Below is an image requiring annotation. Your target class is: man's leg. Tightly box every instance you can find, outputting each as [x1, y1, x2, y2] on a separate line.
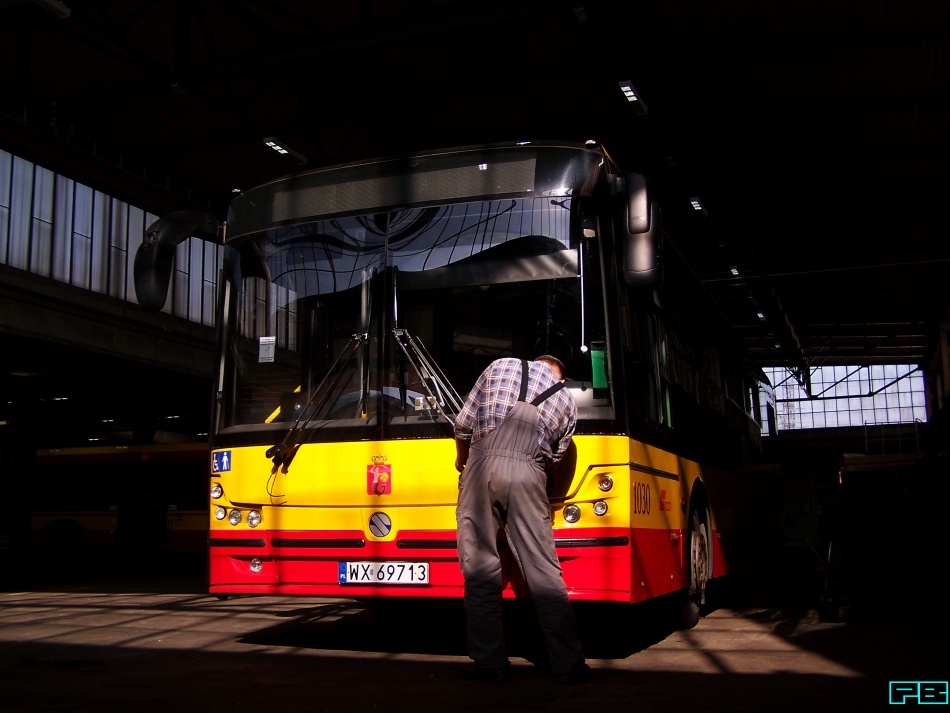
[505, 466, 585, 676]
[456, 457, 507, 670]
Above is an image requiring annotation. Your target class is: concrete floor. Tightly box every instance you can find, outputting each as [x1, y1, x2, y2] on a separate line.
[0, 553, 945, 713]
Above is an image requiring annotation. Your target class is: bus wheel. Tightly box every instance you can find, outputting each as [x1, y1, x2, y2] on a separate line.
[680, 508, 710, 629]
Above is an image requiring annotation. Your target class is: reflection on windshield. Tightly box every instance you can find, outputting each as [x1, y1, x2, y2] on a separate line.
[265, 198, 572, 296]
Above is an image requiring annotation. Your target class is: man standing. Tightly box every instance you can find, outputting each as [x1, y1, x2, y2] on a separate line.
[453, 355, 590, 684]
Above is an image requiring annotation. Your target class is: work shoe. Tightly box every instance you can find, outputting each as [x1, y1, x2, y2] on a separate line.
[555, 662, 592, 685]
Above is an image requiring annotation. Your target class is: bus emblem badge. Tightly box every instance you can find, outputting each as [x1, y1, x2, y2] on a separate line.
[368, 512, 392, 537]
[367, 455, 392, 495]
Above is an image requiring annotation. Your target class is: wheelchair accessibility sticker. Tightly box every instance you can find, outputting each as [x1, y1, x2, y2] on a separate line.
[212, 451, 231, 473]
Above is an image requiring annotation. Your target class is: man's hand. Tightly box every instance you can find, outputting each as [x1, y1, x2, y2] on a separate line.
[455, 437, 470, 473]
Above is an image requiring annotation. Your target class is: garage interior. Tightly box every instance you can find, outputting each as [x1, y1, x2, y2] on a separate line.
[0, 2, 947, 710]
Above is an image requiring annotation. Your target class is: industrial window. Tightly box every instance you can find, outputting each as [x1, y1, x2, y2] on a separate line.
[762, 364, 927, 431]
[0, 148, 220, 327]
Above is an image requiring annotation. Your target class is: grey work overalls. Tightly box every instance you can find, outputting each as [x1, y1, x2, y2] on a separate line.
[456, 360, 584, 675]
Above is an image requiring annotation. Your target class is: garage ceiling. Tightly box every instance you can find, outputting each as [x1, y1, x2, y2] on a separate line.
[1, 0, 948, 376]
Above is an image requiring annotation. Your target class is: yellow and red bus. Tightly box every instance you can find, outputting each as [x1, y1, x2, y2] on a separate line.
[30, 442, 208, 556]
[136, 141, 780, 625]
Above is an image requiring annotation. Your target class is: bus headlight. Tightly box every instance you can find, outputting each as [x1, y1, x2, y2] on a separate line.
[563, 504, 581, 523]
[210, 483, 223, 499]
[214, 506, 227, 520]
[598, 475, 613, 492]
[249, 558, 263, 573]
[247, 510, 262, 528]
[593, 500, 608, 516]
[228, 509, 242, 526]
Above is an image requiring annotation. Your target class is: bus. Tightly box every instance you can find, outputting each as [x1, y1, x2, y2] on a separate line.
[31, 442, 209, 557]
[135, 140, 780, 626]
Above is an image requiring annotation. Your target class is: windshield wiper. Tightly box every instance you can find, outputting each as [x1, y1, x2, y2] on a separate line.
[392, 327, 463, 425]
[265, 332, 367, 468]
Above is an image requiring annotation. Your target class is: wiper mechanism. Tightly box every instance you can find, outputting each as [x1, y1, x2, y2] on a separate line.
[265, 332, 367, 468]
[392, 327, 463, 425]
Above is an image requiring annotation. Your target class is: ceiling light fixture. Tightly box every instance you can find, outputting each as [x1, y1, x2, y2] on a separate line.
[264, 137, 308, 164]
[618, 81, 648, 115]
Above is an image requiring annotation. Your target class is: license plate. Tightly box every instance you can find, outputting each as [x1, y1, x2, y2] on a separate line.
[338, 561, 429, 585]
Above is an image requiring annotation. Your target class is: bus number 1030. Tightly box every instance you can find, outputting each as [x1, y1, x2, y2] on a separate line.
[633, 483, 651, 514]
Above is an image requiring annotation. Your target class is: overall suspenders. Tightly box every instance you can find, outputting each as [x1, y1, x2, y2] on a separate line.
[518, 359, 564, 410]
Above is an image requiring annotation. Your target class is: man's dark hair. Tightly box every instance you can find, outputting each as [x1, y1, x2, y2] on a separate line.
[535, 355, 566, 379]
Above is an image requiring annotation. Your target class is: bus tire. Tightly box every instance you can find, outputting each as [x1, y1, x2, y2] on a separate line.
[680, 508, 710, 629]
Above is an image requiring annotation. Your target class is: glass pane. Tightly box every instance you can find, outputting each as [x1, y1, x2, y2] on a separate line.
[7, 156, 33, 269]
[52, 175, 74, 282]
[30, 218, 52, 276]
[71, 233, 91, 288]
[91, 191, 109, 293]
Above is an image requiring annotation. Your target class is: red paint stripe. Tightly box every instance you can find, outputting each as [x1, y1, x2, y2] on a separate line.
[208, 526, 695, 603]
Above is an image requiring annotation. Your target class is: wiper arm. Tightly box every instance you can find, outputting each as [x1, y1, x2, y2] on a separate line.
[392, 328, 463, 426]
[266, 332, 367, 467]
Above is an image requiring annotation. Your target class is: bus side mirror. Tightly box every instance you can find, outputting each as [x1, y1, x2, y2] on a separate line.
[622, 173, 662, 289]
[134, 210, 221, 311]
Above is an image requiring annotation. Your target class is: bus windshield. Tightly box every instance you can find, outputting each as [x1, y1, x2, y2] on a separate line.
[218, 198, 612, 442]
[214, 146, 614, 444]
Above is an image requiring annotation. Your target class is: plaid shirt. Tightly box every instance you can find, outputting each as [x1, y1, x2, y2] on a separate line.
[454, 357, 577, 465]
